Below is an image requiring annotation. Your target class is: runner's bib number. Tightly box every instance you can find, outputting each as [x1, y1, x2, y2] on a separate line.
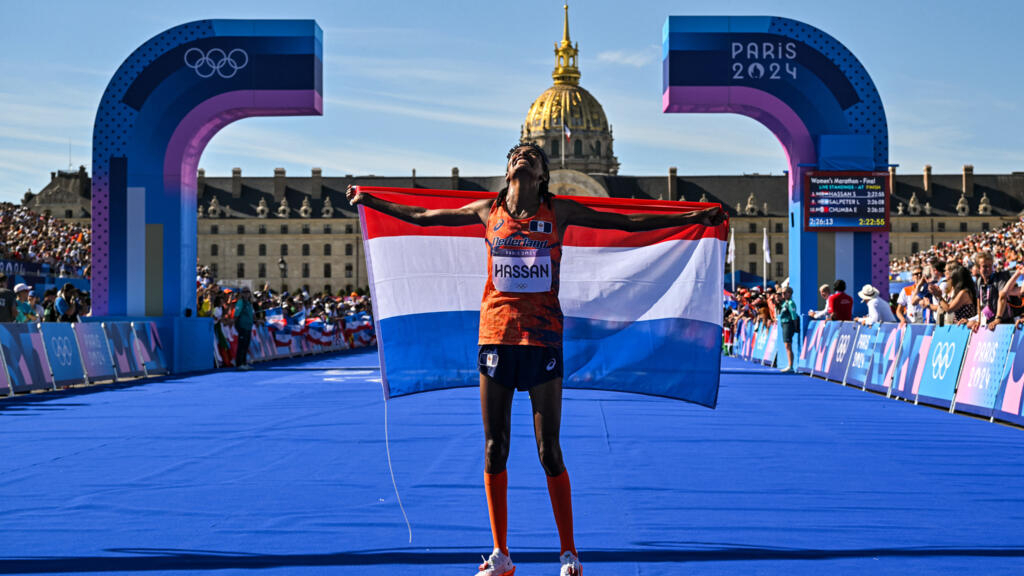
[491, 247, 552, 293]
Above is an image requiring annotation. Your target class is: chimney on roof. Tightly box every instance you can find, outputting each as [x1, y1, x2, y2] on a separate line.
[962, 164, 974, 198]
[666, 167, 678, 201]
[51, 172, 56, 182]
[231, 167, 242, 198]
[311, 167, 323, 199]
[888, 165, 897, 200]
[451, 167, 459, 190]
[922, 164, 931, 196]
[274, 167, 287, 202]
[198, 169, 206, 197]
[411, 168, 417, 188]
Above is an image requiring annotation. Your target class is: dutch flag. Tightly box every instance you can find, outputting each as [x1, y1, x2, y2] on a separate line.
[358, 187, 727, 405]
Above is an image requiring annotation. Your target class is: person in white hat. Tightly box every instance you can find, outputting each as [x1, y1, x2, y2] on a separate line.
[13, 283, 36, 323]
[855, 284, 896, 326]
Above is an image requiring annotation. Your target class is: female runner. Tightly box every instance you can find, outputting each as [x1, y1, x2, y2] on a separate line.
[347, 143, 725, 576]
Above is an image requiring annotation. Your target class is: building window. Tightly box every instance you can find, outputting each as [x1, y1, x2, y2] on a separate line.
[209, 263, 218, 276]
[258, 263, 266, 278]
[210, 225, 219, 234]
[775, 242, 783, 255]
[594, 141, 601, 157]
[345, 264, 354, 278]
[259, 244, 266, 256]
[236, 225, 245, 234]
[302, 224, 310, 234]
[345, 224, 354, 234]
[302, 244, 310, 256]
[280, 224, 289, 234]
[960, 222, 968, 233]
[280, 244, 288, 256]
[982, 222, 990, 231]
[258, 225, 266, 234]
[573, 140, 583, 157]
[550, 140, 559, 157]
[910, 222, 919, 232]
[324, 263, 332, 278]
[937, 222, 946, 232]
[776, 263, 784, 277]
[210, 244, 218, 256]
[748, 263, 757, 274]
[302, 263, 310, 278]
[748, 243, 757, 255]
[65, 210, 74, 218]
[236, 244, 244, 256]
[774, 223, 783, 233]
[237, 263, 245, 278]
[324, 244, 332, 256]
[324, 224, 332, 234]
[911, 242, 919, 253]
[748, 223, 756, 233]
[345, 244, 353, 256]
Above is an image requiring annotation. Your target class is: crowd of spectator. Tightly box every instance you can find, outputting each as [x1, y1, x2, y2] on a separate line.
[0, 273, 89, 324]
[890, 218, 1024, 278]
[0, 203, 91, 278]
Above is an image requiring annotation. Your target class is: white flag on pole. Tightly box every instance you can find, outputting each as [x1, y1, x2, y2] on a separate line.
[763, 227, 771, 265]
[727, 228, 735, 264]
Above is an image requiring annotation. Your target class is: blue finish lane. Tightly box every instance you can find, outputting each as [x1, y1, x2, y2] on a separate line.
[0, 352, 1021, 575]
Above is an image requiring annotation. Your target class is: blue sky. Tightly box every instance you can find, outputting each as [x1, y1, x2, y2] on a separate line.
[1, 0, 1022, 203]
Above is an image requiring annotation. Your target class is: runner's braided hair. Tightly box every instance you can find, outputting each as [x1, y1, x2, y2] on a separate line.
[498, 142, 554, 207]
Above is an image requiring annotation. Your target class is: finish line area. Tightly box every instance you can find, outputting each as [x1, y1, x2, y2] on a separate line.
[1, 351, 1021, 575]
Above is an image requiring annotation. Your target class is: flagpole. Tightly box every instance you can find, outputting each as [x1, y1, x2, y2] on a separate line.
[762, 227, 768, 291]
[729, 227, 735, 293]
[560, 104, 566, 169]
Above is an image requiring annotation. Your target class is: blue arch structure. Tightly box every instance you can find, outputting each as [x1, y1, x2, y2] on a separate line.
[663, 16, 889, 316]
[92, 20, 322, 319]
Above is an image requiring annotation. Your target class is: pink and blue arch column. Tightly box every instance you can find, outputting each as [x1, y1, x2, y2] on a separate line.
[92, 20, 322, 320]
[662, 16, 889, 316]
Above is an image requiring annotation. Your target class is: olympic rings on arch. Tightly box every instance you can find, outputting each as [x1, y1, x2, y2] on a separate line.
[184, 48, 249, 79]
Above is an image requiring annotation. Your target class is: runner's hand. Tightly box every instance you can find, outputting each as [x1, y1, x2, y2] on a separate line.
[697, 206, 726, 226]
[346, 185, 365, 206]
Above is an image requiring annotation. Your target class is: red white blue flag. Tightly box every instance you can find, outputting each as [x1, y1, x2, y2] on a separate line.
[358, 187, 727, 405]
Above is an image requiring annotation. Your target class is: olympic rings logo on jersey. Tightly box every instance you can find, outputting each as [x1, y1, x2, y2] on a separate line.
[930, 341, 957, 380]
[184, 48, 249, 79]
[50, 336, 74, 367]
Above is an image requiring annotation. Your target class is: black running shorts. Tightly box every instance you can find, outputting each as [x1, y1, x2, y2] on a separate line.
[478, 345, 563, 391]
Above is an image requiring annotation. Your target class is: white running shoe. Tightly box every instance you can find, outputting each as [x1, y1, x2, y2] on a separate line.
[476, 549, 515, 576]
[559, 551, 581, 576]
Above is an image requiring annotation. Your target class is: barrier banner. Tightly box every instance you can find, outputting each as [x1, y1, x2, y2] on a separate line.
[0, 323, 54, 393]
[954, 325, 1014, 416]
[259, 325, 275, 360]
[762, 323, 778, 366]
[864, 323, 902, 393]
[797, 320, 825, 374]
[73, 323, 115, 382]
[891, 324, 934, 400]
[844, 324, 877, 388]
[993, 328, 1024, 426]
[811, 321, 841, 377]
[131, 322, 168, 376]
[103, 322, 145, 380]
[823, 322, 859, 382]
[751, 323, 770, 362]
[915, 325, 971, 408]
[249, 327, 266, 363]
[39, 323, 86, 387]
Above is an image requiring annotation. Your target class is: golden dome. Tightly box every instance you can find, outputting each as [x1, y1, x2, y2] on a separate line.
[521, 5, 618, 175]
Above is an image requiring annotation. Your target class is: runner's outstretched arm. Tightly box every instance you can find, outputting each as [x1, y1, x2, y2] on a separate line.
[558, 199, 726, 232]
[346, 186, 491, 227]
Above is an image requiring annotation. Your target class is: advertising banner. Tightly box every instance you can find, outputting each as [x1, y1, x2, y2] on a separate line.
[993, 328, 1024, 426]
[131, 322, 168, 376]
[39, 323, 86, 387]
[762, 323, 778, 366]
[751, 323, 770, 363]
[954, 325, 1015, 416]
[916, 325, 972, 408]
[73, 323, 115, 382]
[0, 324, 54, 393]
[844, 325, 877, 388]
[823, 322, 860, 383]
[797, 320, 824, 374]
[0, 347, 10, 395]
[863, 323, 902, 394]
[890, 324, 934, 400]
[811, 321, 841, 377]
[103, 322, 145, 380]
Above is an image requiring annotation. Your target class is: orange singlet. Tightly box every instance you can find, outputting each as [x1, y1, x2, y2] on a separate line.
[479, 196, 563, 348]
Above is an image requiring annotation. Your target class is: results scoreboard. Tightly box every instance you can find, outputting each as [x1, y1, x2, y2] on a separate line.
[804, 171, 890, 232]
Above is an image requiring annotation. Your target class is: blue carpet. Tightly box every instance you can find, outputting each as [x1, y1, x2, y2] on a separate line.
[0, 352, 1022, 575]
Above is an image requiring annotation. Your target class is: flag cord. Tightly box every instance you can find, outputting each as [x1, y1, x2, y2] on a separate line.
[383, 391, 413, 543]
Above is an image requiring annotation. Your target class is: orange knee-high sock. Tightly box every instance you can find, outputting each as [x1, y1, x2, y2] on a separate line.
[546, 470, 577, 556]
[484, 470, 509, 555]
